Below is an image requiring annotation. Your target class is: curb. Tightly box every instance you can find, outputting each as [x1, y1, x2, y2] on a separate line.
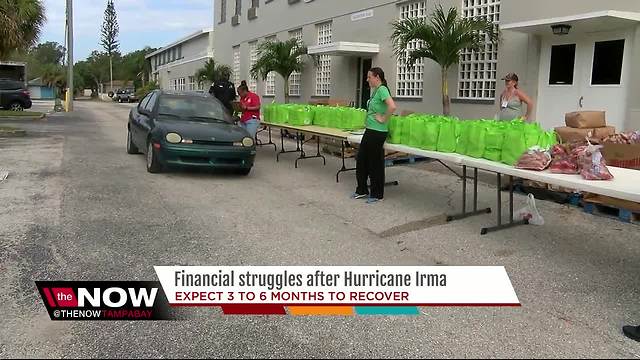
[0, 129, 27, 137]
[0, 113, 47, 122]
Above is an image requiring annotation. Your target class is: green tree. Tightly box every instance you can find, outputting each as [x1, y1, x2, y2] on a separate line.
[250, 38, 311, 104]
[41, 64, 67, 99]
[390, 5, 499, 115]
[116, 47, 156, 89]
[0, 0, 46, 59]
[100, 0, 119, 92]
[195, 59, 232, 88]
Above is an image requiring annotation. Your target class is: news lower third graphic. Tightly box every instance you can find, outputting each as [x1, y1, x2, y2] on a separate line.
[35, 281, 173, 320]
[37, 267, 520, 319]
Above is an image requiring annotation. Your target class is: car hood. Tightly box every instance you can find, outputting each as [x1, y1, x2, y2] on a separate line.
[157, 119, 248, 142]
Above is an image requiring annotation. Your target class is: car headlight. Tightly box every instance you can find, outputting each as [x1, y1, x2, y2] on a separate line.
[242, 137, 254, 147]
[165, 132, 182, 144]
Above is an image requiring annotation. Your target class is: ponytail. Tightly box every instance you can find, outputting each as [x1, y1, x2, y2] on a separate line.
[238, 80, 249, 93]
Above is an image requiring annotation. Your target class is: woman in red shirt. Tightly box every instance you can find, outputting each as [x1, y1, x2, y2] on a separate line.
[237, 81, 261, 138]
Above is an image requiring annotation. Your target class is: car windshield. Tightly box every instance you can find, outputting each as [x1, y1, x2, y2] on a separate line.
[157, 96, 230, 123]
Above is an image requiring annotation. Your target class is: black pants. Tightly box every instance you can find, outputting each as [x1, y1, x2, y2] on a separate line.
[356, 129, 388, 199]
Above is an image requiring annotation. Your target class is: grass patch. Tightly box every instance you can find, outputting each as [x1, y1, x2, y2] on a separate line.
[0, 110, 44, 118]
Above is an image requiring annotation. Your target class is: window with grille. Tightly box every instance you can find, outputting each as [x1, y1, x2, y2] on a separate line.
[315, 22, 332, 96]
[220, 0, 226, 23]
[188, 76, 196, 91]
[248, 41, 258, 93]
[289, 29, 303, 96]
[396, 1, 426, 98]
[232, 45, 241, 88]
[264, 36, 277, 96]
[178, 78, 186, 91]
[458, 0, 500, 100]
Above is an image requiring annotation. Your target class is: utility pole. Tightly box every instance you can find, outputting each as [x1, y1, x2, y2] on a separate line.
[66, 0, 74, 111]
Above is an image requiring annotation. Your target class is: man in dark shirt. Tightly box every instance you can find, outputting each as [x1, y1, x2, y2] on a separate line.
[209, 74, 237, 115]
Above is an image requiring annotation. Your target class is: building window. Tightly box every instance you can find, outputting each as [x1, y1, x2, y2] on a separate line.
[289, 29, 303, 96]
[178, 77, 186, 91]
[315, 22, 332, 96]
[170, 79, 178, 91]
[235, 0, 241, 15]
[252, 0, 259, 7]
[458, 0, 500, 100]
[592, 39, 625, 85]
[396, 1, 426, 98]
[232, 45, 241, 88]
[177, 46, 182, 60]
[188, 76, 196, 91]
[249, 41, 258, 93]
[220, 0, 227, 23]
[549, 44, 576, 85]
[264, 36, 277, 96]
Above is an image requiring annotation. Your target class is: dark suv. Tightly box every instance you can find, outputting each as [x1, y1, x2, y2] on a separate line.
[0, 79, 32, 111]
[114, 88, 137, 103]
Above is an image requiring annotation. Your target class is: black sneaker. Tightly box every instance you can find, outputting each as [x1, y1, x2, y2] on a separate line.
[623, 325, 640, 342]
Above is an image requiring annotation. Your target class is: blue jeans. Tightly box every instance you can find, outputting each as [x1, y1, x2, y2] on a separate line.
[240, 119, 259, 139]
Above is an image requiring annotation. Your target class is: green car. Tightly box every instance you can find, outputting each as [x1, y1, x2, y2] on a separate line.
[127, 90, 256, 174]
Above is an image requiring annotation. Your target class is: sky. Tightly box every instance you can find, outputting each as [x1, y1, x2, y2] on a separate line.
[40, 0, 214, 62]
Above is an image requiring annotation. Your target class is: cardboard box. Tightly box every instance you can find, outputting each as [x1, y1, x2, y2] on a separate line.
[555, 126, 615, 143]
[565, 111, 606, 128]
[602, 143, 640, 170]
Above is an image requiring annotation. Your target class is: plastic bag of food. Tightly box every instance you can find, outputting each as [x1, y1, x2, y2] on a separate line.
[578, 144, 614, 180]
[549, 144, 580, 174]
[515, 147, 552, 171]
[515, 193, 545, 226]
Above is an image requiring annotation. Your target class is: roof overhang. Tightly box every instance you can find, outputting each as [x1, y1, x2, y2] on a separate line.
[307, 42, 380, 56]
[501, 10, 640, 35]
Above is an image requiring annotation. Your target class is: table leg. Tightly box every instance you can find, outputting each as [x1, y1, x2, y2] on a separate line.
[336, 140, 356, 183]
[256, 125, 277, 151]
[294, 135, 327, 169]
[446, 165, 491, 222]
[480, 173, 528, 235]
[276, 128, 301, 162]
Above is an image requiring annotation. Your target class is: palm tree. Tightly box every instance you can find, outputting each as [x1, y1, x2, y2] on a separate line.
[0, 0, 46, 59]
[390, 5, 499, 115]
[195, 59, 232, 88]
[250, 38, 311, 104]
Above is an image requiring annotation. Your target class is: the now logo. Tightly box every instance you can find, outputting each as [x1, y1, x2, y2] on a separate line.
[35, 281, 173, 321]
[78, 287, 158, 308]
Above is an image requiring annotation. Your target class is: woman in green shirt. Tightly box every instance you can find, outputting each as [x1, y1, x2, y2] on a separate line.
[352, 67, 397, 203]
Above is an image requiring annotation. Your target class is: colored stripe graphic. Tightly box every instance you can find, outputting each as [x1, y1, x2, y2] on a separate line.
[354, 306, 420, 315]
[287, 306, 354, 316]
[220, 305, 287, 315]
[42, 288, 57, 308]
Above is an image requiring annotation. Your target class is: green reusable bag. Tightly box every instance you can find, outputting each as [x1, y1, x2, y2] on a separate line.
[483, 123, 506, 162]
[261, 104, 270, 123]
[524, 122, 543, 149]
[298, 106, 314, 126]
[466, 121, 488, 158]
[287, 106, 301, 126]
[437, 117, 457, 153]
[455, 121, 471, 155]
[353, 109, 367, 130]
[400, 115, 413, 146]
[501, 123, 528, 165]
[270, 104, 280, 124]
[409, 116, 425, 148]
[313, 106, 326, 127]
[538, 130, 558, 149]
[388, 115, 403, 144]
[421, 117, 440, 151]
[338, 108, 355, 130]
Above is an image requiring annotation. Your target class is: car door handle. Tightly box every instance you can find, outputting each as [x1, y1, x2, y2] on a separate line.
[579, 96, 584, 108]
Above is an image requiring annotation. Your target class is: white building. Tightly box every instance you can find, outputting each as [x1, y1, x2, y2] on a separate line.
[146, 28, 215, 92]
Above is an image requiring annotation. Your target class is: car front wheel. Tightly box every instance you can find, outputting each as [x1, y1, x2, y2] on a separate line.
[236, 168, 251, 176]
[126, 129, 140, 154]
[146, 141, 162, 173]
[9, 102, 24, 111]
